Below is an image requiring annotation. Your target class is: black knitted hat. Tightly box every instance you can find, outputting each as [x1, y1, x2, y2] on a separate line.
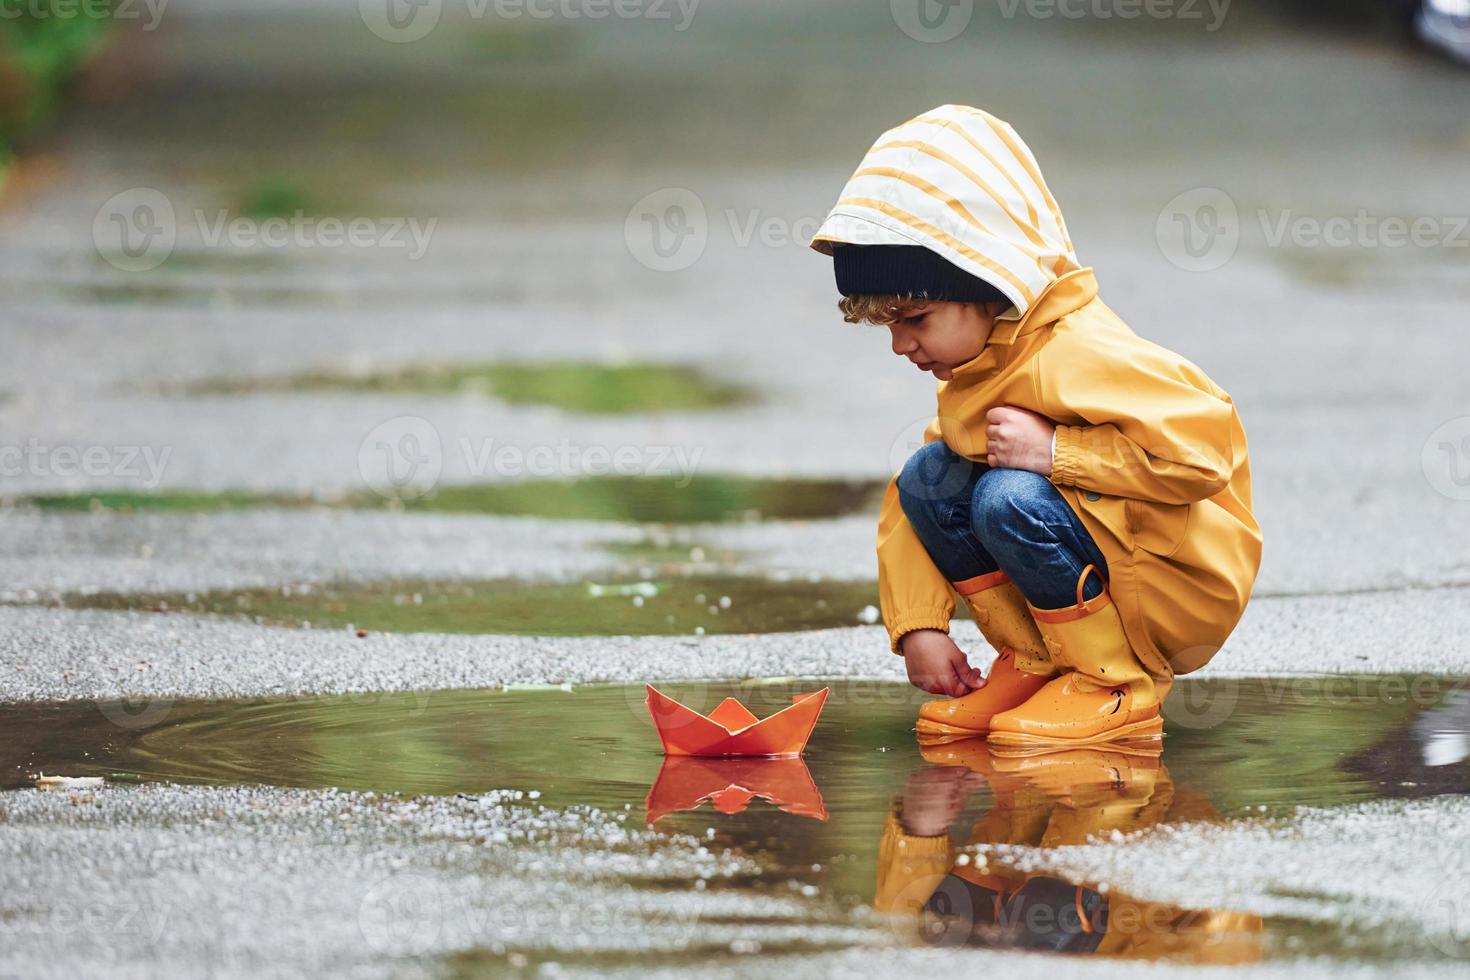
[832, 244, 1010, 304]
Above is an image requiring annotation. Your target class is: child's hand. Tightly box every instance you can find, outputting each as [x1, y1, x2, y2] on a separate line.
[900, 765, 983, 836]
[901, 629, 984, 697]
[986, 405, 1055, 476]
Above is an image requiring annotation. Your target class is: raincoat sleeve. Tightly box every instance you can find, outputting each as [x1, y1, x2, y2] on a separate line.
[1040, 338, 1238, 505]
[877, 421, 957, 655]
[873, 807, 954, 916]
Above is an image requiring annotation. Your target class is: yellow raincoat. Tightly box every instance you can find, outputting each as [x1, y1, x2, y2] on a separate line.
[873, 756, 1265, 963]
[811, 105, 1261, 676]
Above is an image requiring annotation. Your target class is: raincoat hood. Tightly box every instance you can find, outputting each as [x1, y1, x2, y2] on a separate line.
[810, 104, 1081, 322]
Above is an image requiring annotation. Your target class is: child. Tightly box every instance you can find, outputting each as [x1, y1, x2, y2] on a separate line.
[873, 740, 1264, 960]
[809, 104, 1262, 747]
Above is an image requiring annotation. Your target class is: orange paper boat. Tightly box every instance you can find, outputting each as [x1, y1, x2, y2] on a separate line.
[645, 756, 828, 823]
[644, 685, 829, 757]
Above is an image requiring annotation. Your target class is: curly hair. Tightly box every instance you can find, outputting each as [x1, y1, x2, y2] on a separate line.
[837, 293, 933, 326]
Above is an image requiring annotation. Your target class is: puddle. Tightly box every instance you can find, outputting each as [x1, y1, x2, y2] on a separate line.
[4, 676, 1468, 964]
[44, 574, 882, 636]
[177, 360, 756, 413]
[19, 474, 884, 522]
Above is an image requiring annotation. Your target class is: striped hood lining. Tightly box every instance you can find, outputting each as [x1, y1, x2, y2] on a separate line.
[811, 104, 1081, 321]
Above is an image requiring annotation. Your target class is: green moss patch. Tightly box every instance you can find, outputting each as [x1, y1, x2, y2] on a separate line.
[404, 475, 881, 522]
[20, 475, 885, 523]
[185, 361, 755, 414]
[22, 490, 311, 513]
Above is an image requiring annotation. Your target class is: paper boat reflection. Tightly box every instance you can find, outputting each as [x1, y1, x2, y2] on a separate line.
[644, 685, 829, 757]
[646, 756, 828, 823]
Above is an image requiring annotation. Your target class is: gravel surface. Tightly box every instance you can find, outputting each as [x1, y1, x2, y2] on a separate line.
[3, 783, 1467, 979]
[0, 783, 855, 979]
[574, 950, 1467, 980]
[0, 508, 640, 595]
[972, 795, 1470, 964]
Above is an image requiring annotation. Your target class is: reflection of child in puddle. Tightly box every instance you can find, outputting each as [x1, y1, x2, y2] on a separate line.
[809, 105, 1262, 746]
[874, 741, 1263, 962]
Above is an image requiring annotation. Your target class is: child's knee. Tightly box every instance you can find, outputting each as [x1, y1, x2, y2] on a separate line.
[897, 441, 973, 513]
[972, 467, 1053, 540]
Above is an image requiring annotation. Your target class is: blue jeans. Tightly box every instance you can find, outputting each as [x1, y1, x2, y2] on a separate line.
[897, 441, 1110, 610]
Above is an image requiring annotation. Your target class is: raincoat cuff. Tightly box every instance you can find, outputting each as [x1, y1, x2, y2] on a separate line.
[1048, 424, 1086, 487]
[875, 810, 953, 915]
[884, 808, 953, 847]
[888, 609, 953, 655]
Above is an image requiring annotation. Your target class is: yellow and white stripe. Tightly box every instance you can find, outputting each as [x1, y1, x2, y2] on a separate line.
[810, 105, 1080, 319]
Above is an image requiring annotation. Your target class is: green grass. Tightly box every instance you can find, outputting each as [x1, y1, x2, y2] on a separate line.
[20, 474, 886, 523]
[183, 361, 755, 414]
[0, 3, 116, 152]
[486, 362, 752, 413]
[235, 179, 311, 220]
[402, 475, 881, 522]
[23, 490, 313, 513]
[467, 24, 578, 63]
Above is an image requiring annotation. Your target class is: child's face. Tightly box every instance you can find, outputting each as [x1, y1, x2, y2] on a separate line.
[886, 301, 1004, 381]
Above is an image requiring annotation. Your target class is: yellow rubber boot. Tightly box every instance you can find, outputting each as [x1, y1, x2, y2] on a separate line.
[917, 737, 1028, 796]
[988, 565, 1166, 748]
[915, 571, 1058, 742]
[989, 747, 1167, 842]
